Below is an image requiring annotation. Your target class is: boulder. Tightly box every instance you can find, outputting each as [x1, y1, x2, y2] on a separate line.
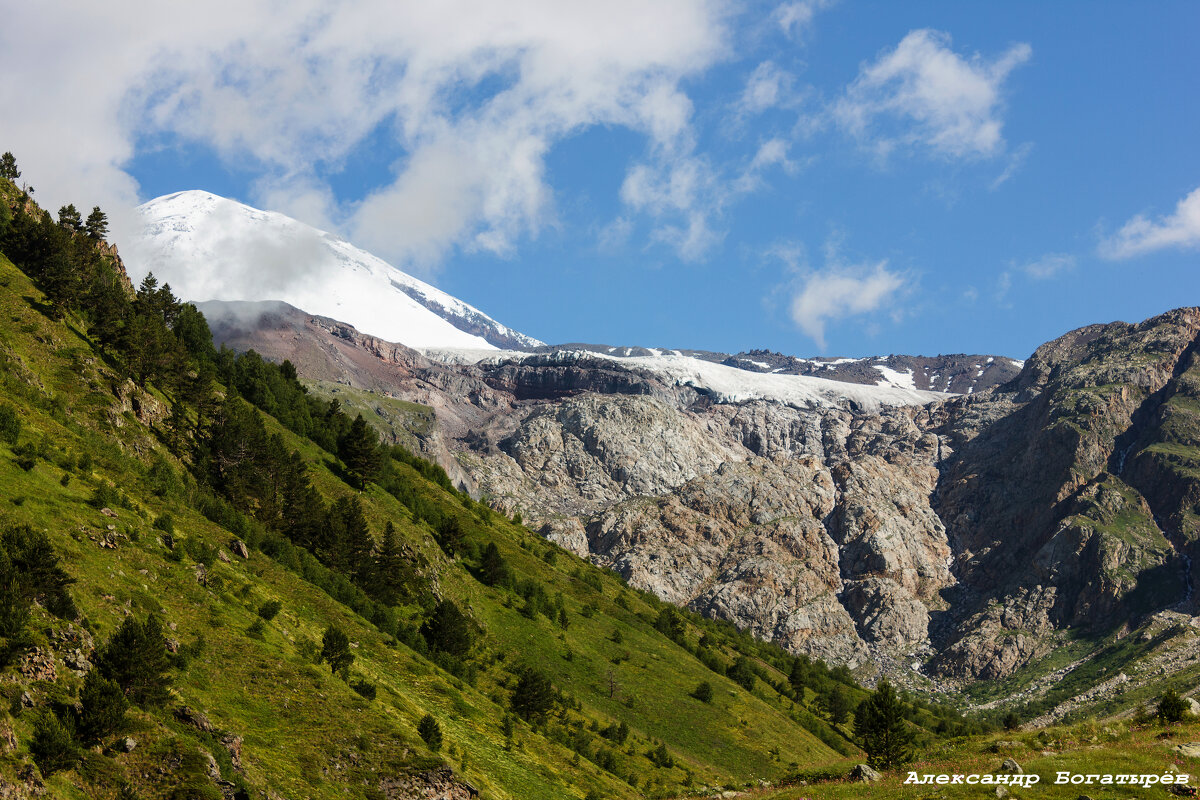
[848, 763, 882, 783]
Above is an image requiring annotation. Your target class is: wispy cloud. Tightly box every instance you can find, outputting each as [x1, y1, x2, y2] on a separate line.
[736, 61, 799, 117]
[775, 0, 837, 39]
[833, 29, 1031, 160]
[1099, 186, 1200, 259]
[1019, 252, 1075, 279]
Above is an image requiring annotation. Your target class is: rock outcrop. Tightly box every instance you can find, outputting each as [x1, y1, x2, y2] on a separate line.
[206, 300, 1200, 689]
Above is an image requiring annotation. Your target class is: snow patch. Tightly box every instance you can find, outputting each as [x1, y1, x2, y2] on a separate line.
[426, 348, 952, 411]
[873, 365, 917, 391]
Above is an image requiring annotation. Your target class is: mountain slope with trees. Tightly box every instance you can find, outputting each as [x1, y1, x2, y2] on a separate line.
[0, 156, 989, 800]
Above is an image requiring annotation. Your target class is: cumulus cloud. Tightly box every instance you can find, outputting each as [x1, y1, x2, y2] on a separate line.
[789, 262, 907, 349]
[833, 29, 1030, 160]
[1100, 186, 1200, 259]
[0, 1, 728, 269]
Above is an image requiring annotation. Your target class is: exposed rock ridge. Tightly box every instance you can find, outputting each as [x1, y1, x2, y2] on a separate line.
[204, 298, 1200, 691]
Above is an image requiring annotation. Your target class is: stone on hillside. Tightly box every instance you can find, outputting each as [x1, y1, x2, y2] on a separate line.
[1174, 742, 1200, 758]
[999, 758, 1023, 774]
[174, 705, 214, 733]
[231, 540, 249, 558]
[848, 764, 882, 782]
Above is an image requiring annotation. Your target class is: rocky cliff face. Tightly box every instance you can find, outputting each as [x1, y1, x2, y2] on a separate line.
[204, 300, 1200, 697]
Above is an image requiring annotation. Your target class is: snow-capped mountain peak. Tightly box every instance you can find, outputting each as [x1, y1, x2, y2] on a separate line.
[128, 190, 542, 351]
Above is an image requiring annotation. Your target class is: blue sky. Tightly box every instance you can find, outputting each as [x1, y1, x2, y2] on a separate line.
[5, 1, 1199, 358]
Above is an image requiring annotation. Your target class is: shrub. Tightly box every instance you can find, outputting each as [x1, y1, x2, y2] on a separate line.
[352, 679, 377, 701]
[692, 681, 714, 703]
[246, 619, 266, 640]
[418, 713, 443, 751]
[0, 405, 19, 447]
[153, 514, 175, 534]
[30, 712, 78, 776]
[257, 599, 282, 621]
[320, 626, 354, 675]
[1158, 688, 1189, 723]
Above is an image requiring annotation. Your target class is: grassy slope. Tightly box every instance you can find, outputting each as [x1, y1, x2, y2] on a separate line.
[0, 250, 850, 799]
[758, 717, 1200, 799]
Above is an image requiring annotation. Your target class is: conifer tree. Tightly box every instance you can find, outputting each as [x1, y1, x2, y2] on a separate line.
[1157, 687, 1188, 723]
[420, 600, 472, 657]
[853, 680, 913, 770]
[75, 670, 128, 744]
[57, 204, 82, 232]
[93, 615, 172, 707]
[338, 415, 381, 489]
[374, 521, 408, 605]
[480, 541, 510, 587]
[84, 206, 108, 240]
[0, 152, 19, 181]
[418, 714, 443, 751]
[320, 625, 354, 675]
[29, 712, 78, 776]
[821, 686, 851, 725]
[511, 668, 555, 721]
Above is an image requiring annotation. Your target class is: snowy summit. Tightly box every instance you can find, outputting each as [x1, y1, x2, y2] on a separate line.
[128, 191, 543, 351]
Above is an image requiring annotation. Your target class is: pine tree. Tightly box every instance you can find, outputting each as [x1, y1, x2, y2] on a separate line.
[511, 667, 555, 721]
[57, 204, 82, 232]
[788, 657, 810, 698]
[74, 670, 128, 744]
[0, 152, 19, 181]
[436, 515, 466, 556]
[93, 615, 172, 707]
[338, 415, 381, 489]
[418, 713, 443, 751]
[480, 542, 510, 587]
[420, 600, 472, 657]
[853, 680, 913, 770]
[84, 206, 108, 240]
[320, 625, 354, 675]
[727, 656, 756, 691]
[821, 686, 851, 725]
[374, 521, 408, 604]
[29, 712, 78, 776]
[0, 405, 18, 447]
[323, 495, 372, 581]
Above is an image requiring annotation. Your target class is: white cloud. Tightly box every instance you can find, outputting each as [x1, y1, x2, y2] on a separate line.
[0, 1, 729, 269]
[833, 29, 1030, 160]
[1020, 252, 1075, 279]
[789, 261, 907, 349]
[737, 61, 796, 116]
[1100, 186, 1200, 259]
[620, 136, 802, 260]
[775, 0, 836, 39]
